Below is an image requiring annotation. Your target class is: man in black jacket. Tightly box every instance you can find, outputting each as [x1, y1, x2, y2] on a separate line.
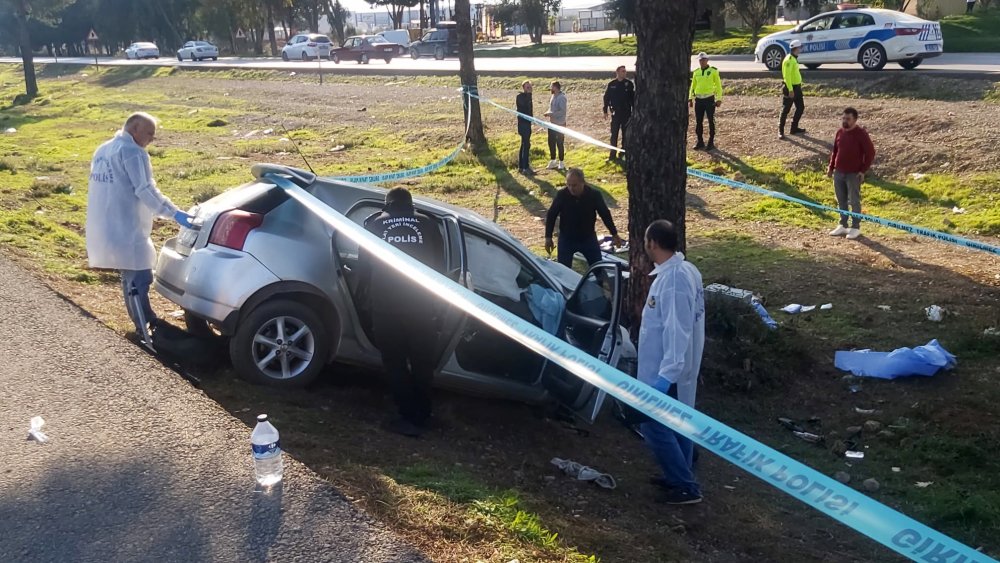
[603, 65, 635, 161]
[545, 168, 622, 267]
[515, 80, 534, 175]
[361, 187, 445, 437]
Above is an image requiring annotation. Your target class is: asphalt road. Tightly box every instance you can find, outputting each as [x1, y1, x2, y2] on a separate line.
[2, 52, 998, 78]
[0, 255, 425, 563]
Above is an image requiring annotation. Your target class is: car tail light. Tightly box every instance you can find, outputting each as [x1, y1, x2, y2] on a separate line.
[894, 27, 922, 36]
[208, 210, 263, 250]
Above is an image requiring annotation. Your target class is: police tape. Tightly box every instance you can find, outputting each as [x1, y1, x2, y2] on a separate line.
[687, 168, 1000, 257]
[467, 88, 1000, 257]
[326, 90, 472, 185]
[264, 171, 995, 563]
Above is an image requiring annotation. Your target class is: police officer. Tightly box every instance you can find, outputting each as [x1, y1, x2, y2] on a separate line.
[779, 39, 806, 139]
[602, 65, 634, 161]
[688, 52, 723, 151]
[361, 187, 445, 437]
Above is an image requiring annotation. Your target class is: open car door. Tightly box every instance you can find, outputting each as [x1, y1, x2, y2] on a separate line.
[541, 261, 625, 423]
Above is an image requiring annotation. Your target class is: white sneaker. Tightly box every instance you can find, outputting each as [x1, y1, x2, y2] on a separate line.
[829, 225, 849, 236]
[846, 228, 861, 240]
[546, 159, 558, 170]
[557, 161, 565, 170]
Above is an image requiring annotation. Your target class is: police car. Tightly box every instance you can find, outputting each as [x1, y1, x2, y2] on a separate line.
[755, 8, 943, 71]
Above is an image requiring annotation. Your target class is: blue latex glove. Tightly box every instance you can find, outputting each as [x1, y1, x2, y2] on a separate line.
[652, 377, 674, 395]
[174, 211, 195, 229]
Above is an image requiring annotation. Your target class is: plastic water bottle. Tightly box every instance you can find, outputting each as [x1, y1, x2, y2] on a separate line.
[251, 414, 283, 486]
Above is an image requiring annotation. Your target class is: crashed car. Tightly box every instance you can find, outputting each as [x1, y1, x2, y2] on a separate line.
[154, 164, 634, 422]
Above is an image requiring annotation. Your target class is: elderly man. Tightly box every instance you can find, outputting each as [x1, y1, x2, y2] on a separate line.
[544, 167, 621, 267]
[638, 220, 705, 505]
[86, 112, 193, 346]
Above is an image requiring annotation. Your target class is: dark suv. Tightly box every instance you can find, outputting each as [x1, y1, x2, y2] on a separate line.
[409, 21, 458, 60]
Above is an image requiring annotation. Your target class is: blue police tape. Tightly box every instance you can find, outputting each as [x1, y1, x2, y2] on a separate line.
[687, 168, 1000, 257]
[265, 171, 995, 563]
[469, 88, 1000, 257]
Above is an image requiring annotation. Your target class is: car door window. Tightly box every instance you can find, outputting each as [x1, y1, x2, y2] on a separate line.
[834, 13, 873, 29]
[801, 16, 834, 32]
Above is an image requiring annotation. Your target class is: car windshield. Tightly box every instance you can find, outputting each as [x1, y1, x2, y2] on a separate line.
[421, 31, 433, 41]
[369, 36, 388, 44]
[533, 255, 580, 293]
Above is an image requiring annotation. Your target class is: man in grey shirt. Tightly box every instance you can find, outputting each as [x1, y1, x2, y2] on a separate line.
[543, 81, 567, 171]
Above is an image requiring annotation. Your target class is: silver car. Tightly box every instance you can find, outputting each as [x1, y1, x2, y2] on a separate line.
[177, 41, 220, 62]
[154, 164, 634, 422]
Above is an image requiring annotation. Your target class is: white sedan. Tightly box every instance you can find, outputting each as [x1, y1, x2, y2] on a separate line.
[124, 42, 160, 60]
[177, 41, 219, 62]
[755, 8, 943, 71]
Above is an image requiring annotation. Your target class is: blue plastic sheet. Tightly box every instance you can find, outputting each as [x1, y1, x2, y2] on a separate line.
[526, 284, 565, 335]
[835, 339, 957, 379]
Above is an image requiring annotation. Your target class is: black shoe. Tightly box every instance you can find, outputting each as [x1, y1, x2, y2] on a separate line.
[706, 142, 716, 151]
[693, 143, 706, 151]
[386, 418, 423, 438]
[778, 132, 786, 140]
[658, 489, 703, 505]
[791, 128, 807, 135]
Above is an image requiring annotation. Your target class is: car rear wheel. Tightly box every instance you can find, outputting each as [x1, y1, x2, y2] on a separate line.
[230, 299, 329, 387]
[859, 43, 887, 71]
[410, 48, 419, 60]
[434, 46, 445, 60]
[763, 45, 784, 71]
[360, 53, 370, 64]
[281, 51, 289, 61]
[301, 51, 310, 62]
[899, 58, 922, 70]
[332, 53, 340, 64]
[805, 63, 821, 70]
[384, 57, 392, 64]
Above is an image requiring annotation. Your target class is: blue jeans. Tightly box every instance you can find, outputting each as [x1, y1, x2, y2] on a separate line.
[642, 385, 700, 496]
[120, 269, 155, 334]
[556, 236, 602, 268]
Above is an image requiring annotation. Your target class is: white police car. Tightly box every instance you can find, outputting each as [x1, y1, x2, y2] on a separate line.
[755, 8, 943, 71]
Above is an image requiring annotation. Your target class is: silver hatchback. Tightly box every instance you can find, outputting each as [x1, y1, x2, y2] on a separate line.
[154, 164, 633, 421]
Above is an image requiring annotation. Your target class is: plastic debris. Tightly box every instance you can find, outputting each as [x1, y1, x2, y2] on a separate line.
[892, 467, 901, 473]
[863, 478, 880, 492]
[952, 206, 966, 214]
[4, 127, 16, 134]
[845, 451, 865, 459]
[854, 407, 876, 415]
[793, 431, 823, 444]
[781, 303, 826, 314]
[834, 471, 851, 484]
[28, 416, 48, 443]
[876, 305, 892, 312]
[915, 481, 933, 488]
[781, 304, 803, 314]
[550, 458, 617, 489]
[925, 305, 944, 322]
[820, 303, 833, 310]
[328, 145, 346, 152]
[751, 301, 778, 330]
[778, 417, 804, 432]
[909, 173, 926, 181]
[262, 128, 274, 135]
[985, 327, 1000, 337]
[834, 339, 957, 379]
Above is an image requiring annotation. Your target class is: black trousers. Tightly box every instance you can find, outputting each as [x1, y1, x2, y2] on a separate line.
[694, 97, 716, 145]
[518, 125, 531, 170]
[548, 129, 565, 161]
[609, 111, 630, 159]
[780, 85, 805, 133]
[373, 312, 438, 425]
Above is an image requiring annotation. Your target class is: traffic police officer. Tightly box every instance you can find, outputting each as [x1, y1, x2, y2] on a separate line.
[360, 187, 445, 437]
[688, 52, 723, 151]
[602, 65, 634, 161]
[779, 39, 806, 139]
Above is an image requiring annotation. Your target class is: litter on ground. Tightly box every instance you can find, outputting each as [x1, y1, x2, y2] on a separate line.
[550, 458, 617, 490]
[28, 416, 48, 443]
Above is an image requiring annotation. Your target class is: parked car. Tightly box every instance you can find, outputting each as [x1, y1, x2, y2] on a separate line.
[124, 42, 159, 60]
[154, 164, 634, 422]
[177, 40, 219, 61]
[376, 29, 412, 54]
[281, 33, 333, 61]
[409, 21, 459, 60]
[331, 35, 402, 64]
[754, 8, 943, 71]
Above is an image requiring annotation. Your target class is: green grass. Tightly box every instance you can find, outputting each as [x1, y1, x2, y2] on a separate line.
[476, 25, 793, 58]
[941, 9, 1000, 52]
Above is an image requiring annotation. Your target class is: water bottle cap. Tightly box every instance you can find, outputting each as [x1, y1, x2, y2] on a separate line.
[257, 414, 268, 422]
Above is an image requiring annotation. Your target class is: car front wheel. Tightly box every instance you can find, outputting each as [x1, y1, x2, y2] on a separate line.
[281, 51, 289, 61]
[763, 45, 784, 71]
[332, 53, 340, 64]
[384, 57, 392, 64]
[434, 46, 445, 60]
[899, 58, 922, 70]
[230, 299, 330, 387]
[361, 53, 370, 64]
[177, 54, 183, 61]
[410, 48, 419, 60]
[859, 43, 887, 71]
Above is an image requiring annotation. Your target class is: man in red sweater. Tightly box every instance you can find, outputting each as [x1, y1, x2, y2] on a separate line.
[827, 107, 876, 240]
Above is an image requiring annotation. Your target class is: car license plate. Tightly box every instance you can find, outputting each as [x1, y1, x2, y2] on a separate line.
[382, 48, 393, 52]
[925, 43, 940, 52]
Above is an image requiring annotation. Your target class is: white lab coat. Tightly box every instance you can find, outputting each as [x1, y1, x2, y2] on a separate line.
[637, 252, 706, 407]
[85, 131, 179, 271]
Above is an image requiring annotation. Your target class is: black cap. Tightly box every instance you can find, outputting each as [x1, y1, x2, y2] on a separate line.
[257, 414, 268, 422]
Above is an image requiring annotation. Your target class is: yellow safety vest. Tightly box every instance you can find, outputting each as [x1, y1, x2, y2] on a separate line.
[689, 66, 723, 101]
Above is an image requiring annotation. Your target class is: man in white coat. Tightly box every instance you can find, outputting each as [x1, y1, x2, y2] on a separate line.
[637, 219, 706, 505]
[86, 112, 193, 346]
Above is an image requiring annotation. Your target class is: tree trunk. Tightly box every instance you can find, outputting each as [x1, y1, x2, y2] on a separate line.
[625, 0, 697, 330]
[709, 0, 726, 36]
[14, 5, 37, 99]
[266, 4, 278, 56]
[453, 0, 486, 150]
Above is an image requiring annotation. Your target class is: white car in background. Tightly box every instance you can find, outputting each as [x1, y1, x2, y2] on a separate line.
[124, 42, 160, 60]
[281, 33, 333, 61]
[177, 41, 219, 61]
[755, 8, 943, 71]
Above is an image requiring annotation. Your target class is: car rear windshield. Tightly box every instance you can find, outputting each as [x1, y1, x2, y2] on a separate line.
[310, 35, 331, 43]
[369, 36, 388, 44]
[138, 43, 157, 48]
